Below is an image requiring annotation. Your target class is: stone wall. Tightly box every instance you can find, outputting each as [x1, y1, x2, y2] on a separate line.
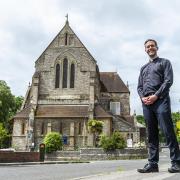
[46, 150, 80, 161]
[46, 148, 148, 161]
[80, 148, 147, 160]
[12, 119, 27, 150]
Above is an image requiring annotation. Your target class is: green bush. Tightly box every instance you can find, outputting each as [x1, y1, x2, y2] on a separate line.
[99, 131, 126, 151]
[112, 131, 126, 149]
[99, 135, 116, 150]
[43, 132, 63, 153]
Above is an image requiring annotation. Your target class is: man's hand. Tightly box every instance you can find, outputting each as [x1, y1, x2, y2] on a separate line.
[142, 97, 149, 104]
[142, 95, 158, 105]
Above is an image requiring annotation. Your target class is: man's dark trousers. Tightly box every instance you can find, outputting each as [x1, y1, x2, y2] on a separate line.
[143, 95, 180, 165]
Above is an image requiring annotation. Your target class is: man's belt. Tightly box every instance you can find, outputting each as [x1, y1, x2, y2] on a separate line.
[144, 93, 154, 97]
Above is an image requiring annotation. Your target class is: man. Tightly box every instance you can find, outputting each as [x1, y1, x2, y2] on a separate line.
[137, 39, 180, 173]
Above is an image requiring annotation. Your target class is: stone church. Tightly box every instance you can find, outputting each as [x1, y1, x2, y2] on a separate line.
[12, 19, 142, 151]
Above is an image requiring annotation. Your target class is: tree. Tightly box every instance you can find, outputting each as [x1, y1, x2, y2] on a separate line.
[0, 80, 15, 129]
[0, 80, 24, 147]
[176, 120, 180, 143]
[0, 80, 23, 131]
[0, 123, 9, 148]
[88, 119, 103, 147]
[14, 96, 24, 112]
[136, 115, 145, 126]
[43, 132, 63, 153]
[172, 112, 180, 125]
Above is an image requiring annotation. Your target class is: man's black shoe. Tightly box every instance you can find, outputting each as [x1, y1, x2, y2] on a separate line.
[137, 163, 159, 173]
[168, 163, 180, 173]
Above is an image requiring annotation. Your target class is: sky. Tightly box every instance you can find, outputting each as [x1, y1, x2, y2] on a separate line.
[1, 0, 180, 115]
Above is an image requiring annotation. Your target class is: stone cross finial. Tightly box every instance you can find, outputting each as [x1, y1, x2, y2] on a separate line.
[65, 14, 69, 24]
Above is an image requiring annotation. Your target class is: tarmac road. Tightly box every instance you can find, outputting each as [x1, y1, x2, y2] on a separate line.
[0, 148, 179, 180]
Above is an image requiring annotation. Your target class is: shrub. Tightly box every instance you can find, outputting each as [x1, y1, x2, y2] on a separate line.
[99, 131, 126, 151]
[99, 135, 116, 151]
[112, 131, 126, 149]
[43, 132, 63, 153]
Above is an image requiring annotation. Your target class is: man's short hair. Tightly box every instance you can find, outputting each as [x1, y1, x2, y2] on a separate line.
[144, 39, 158, 47]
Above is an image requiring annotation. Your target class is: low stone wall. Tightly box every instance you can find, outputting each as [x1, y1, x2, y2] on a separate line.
[0, 151, 40, 163]
[46, 151, 80, 161]
[46, 148, 148, 161]
[80, 148, 148, 160]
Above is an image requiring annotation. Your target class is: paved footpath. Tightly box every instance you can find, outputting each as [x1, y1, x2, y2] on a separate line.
[72, 164, 179, 180]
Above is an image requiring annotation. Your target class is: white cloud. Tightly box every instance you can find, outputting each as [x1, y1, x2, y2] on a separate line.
[1, 0, 180, 114]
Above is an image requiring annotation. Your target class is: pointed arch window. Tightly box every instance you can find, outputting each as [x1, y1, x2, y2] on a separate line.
[21, 122, 25, 135]
[55, 64, 60, 88]
[41, 122, 44, 135]
[78, 122, 82, 135]
[63, 58, 68, 88]
[59, 122, 63, 134]
[70, 63, 75, 88]
[65, 33, 68, 45]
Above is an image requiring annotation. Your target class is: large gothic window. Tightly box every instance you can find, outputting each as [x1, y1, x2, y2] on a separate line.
[55, 64, 60, 88]
[70, 63, 75, 88]
[62, 58, 68, 88]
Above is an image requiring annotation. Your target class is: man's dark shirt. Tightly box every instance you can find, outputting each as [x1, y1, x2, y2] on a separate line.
[137, 57, 173, 99]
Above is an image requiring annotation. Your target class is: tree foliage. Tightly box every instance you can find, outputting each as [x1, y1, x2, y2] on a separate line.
[0, 80, 23, 132]
[172, 112, 180, 125]
[14, 96, 24, 113]
[0, 80, 15, 128]
[43, 132, 63, 153]
[176, 120, 180, 143]
[136, 115, 145, 126]
[0, 80, 24, 147]
[0, 123, 9, 148]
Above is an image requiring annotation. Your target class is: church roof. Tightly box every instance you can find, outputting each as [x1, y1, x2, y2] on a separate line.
[14, 104, 112, 119]
[94, 105, 112, 118]
[14, 105, 32, 118]
[36, 105, 89, 118]
[36, 105, 112, 118]
[100, 72, 129, 93]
